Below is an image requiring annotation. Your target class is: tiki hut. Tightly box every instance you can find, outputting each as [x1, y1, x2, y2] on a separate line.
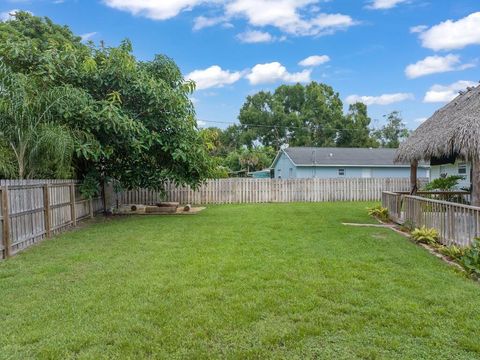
[395, 83, 480, 205]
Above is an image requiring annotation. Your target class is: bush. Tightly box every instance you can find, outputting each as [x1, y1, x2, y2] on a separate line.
[457, 239, 480, 278]
[411, 226, 439, 245]
[424, 175, 463, 191]
[439, 245, 465, 260]
[367, 205, 389, 221]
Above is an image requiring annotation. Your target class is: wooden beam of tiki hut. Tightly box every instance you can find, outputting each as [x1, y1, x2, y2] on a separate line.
[395, 84, 480, 204]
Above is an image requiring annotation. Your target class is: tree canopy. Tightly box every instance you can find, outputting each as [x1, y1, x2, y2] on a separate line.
[0, 12, 212, 190]
[373, 111, 410, 148]
[237, 82, 381, 150]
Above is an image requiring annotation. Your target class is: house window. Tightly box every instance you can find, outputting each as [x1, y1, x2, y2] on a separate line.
[338, 168, 345, 176]
[458, 163, 467, 175]
[439, 165, 449, 178]
[277, 169, 281, 179]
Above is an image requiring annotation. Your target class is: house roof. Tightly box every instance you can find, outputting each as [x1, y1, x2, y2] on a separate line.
[395, 84, 480, 163]
[273, 147, 427, 167]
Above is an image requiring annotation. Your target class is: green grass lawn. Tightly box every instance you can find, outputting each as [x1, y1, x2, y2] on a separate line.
[1, 202, 480, 359]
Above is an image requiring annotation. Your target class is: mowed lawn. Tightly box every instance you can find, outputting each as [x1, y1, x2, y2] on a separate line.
[1, 203, 480, 359]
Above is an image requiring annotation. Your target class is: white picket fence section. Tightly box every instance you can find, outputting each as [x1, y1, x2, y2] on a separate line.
[118, 177, 424, 205]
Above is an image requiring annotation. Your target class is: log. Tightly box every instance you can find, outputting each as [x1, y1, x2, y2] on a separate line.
[145, 205, 177, 214]
[155, 202, 179, 208]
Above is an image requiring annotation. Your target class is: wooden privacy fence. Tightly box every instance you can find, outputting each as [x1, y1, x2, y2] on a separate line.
[382, 192, 480, 247]
[118, 177, 424, 206]
[0, 181, 103, 260]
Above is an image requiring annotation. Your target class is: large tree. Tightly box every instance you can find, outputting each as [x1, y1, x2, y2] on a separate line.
[0, 12, 212, 190]
[337, 102, 379, 148]
[374, 111, 409, 148]
[238, 82, 375, 150]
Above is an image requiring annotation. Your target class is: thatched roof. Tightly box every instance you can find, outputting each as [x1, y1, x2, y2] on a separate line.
[396, 83, 480, 163]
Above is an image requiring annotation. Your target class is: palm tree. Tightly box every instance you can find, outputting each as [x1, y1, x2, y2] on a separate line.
[0, 62, 75, 179]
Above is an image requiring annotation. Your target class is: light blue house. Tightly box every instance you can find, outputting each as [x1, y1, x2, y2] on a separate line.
[429, 157, 471, 189]
[271, 147, 430, 179]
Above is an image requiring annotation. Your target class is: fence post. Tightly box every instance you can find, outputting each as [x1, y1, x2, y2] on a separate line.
[89, 198, 94, 219]
[2, 186, 11, 258]
[70, 183, 77, 227]
[43, 184, 51, 238]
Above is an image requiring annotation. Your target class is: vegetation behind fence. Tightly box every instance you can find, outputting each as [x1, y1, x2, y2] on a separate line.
[118, 177, 424, 206]
[0, 180, 103, 259]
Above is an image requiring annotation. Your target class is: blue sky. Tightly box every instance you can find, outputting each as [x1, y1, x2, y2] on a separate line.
[2, 0, 479, 130]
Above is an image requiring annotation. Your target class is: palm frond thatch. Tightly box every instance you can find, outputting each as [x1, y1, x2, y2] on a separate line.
[395, 84, 480, 163]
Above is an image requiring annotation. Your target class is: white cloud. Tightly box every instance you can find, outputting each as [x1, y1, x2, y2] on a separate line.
[103, 0, 205, 20]
[186, 65, 242, 90]
[405, 54, 474, 79]
[345, 93, 414, 106]
[366, 0, 409, 10]
[246, 62, 311, 85]
[196, 120, 206, 128]
[193, 15, 227, 31]
[80, 32, 97, 41]
[104, 0, 357, 37]
[225, 1, 358, 36]
[236, 30, 274, 43]
[0, 9, 31, 22]
[423, 80, 477, 103]
[410, 25, 427, 33]
[417, 12, 480, 51]
[298, 55, 330, 67]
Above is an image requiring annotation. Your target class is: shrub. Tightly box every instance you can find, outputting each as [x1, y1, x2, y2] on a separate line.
[411, 226, 439, 245]
[367, 205, 389, 221]
[457, 239, 480, 278]
[424, 175, 463, 191]
[439, 245, 465, 260]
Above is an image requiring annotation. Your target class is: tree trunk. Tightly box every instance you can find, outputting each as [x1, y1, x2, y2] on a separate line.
[471, 159, 480, 207]
[410, 160, 418, 195]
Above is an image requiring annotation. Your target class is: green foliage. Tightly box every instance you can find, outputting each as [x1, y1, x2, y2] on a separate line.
[367, 205, 389, 221]
[424, 175, 463, 191]
[439, 245, 466, 260]
[456, 239, 480, 278]
[0, 63, 76, 178]
[200, 126, 275, 176]
[411, 226, 439, 245]
[373, 111, 409, 148]
[436, 239, 480, 279]
[0, 12, 213, 189]
[238, 83, 378, 150]
[78, 172, 101, 199]
[337, 102, 379, 148]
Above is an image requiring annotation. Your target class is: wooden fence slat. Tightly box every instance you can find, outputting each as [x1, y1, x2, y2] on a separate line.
[2, 186, 11, 258]
[116, 178, 424, 206]
[43, 184, 51, 238]
[383, 192, 480, 247]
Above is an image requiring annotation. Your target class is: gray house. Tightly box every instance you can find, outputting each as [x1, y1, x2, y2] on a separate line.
[271, 147, 430, 179]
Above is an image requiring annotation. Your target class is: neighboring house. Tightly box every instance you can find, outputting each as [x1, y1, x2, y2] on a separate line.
[430, 157, 471, 189]
[271, 147, 430, 179]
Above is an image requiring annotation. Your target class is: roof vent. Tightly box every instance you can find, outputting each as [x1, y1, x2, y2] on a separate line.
[329, 153, 333, 157]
